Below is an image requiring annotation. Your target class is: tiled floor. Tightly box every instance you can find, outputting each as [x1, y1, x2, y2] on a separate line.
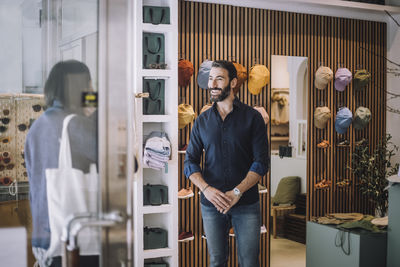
[270, 237, 306, 267]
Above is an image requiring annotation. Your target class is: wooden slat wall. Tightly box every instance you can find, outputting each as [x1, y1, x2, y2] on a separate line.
[178, 2, 386, 267]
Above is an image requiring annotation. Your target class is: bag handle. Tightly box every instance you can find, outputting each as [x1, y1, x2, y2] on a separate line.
[145, 36, 162, 54]
[59, 114, 76, 168]
[144, 98, 162, 115]
[149, 8, 165, 25]
[148, 81, 161, 101]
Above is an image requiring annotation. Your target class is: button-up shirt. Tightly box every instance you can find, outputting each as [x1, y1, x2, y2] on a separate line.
[184, 98, 270, 207]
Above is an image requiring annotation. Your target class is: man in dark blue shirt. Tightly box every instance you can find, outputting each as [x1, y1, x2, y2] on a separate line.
[184, 60, 269, 267]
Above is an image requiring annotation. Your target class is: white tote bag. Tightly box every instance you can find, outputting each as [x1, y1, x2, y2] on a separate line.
[46, 114, 100, 258]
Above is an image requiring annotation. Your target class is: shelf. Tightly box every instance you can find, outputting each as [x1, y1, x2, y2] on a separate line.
[141, 69, 173, 78]
[142, 204, 173, 214]
[143, 248, 174, 259]
[142, 23, 175, 33]
[142, 161, 171, 170]
[336, 145, 350, 148]
[141, 115, 173, 123]
[271, 136, 289, 141]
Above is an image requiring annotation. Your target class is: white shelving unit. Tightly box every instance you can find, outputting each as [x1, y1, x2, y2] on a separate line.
[128, 0, 178, 266]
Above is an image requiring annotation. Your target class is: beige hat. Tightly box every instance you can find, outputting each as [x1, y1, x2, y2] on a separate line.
[371, 216, 388, 227]
[314, 106, 331, 129]
[200, 104, 213, 114]
[178, 104, 195, 129]
[315, 66, 333, 89]
[253, 106, 269, 124]
[248, 65, 270, 95]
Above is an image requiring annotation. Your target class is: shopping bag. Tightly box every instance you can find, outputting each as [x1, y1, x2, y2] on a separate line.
[143, 79, 165, 115]
[143, 33, 165, 68]
[143, 227, 168, 249]
[143, 184, 168, 206]
[143, 6, 170, 25]
[46, 114, 100, 258]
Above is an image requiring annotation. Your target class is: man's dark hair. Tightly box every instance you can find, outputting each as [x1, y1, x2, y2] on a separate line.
[44, 60, 91, 110]
[212, 60, 237, 81]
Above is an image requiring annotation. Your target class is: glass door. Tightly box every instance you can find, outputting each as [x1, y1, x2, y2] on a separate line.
[0, 0, 132, 266]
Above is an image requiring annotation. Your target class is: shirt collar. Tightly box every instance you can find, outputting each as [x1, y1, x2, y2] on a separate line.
[211, 97, 242, 111]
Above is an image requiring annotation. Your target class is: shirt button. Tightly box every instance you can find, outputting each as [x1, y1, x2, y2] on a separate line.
[223, 140, 227, 144]
[223, 127, 226, 131]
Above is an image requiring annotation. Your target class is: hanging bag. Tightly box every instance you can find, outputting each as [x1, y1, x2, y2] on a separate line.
[45, 114, 100, 258]
[143, 33, 165, 68]
[143, 6, 170, 25]
[143, 79, 165, 115]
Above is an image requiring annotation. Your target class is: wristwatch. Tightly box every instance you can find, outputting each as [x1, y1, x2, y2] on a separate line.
[233, 187, 242, 197]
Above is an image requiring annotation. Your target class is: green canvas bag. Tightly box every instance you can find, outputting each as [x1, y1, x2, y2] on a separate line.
[143, 33, 165, 68]
[143, 227, 168, 249]
[143, 6, 170, 25]
[144, 263, 168, 267]
[143, 184, 168, 206]
[143, 79, 165, 115]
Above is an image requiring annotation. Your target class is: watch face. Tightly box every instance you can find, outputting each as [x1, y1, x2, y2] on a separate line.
[234, 188, 240, 196]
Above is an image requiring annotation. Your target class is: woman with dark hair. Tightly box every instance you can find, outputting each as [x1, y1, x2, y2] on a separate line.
[25, 60, 98, 267]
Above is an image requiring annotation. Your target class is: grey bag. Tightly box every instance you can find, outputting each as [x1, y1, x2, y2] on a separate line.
[143, 6, 170, 25]
[143, 184, 168, 206]
[143, 79, 165, 115]
[143, 33, 165, 69]
[143, 227, 168, 249]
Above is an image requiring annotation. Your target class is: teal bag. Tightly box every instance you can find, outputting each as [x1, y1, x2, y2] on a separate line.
[143, 79, 165, 115]
[143, 33, 165, 68]
[143, 6, 170, 25]
[143, 184, 168, 206]
[144, 264, 167, 267]
[144, 227, 168, 249]
[144, 263, 167, 267]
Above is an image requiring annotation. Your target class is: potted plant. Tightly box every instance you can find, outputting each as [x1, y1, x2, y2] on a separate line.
[349, 134, 399, 217]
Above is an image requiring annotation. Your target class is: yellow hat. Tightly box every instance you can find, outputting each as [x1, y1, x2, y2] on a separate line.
[314, 106, 331, 129]
[248, 65, 270, 95]
[314, 66, 333, 90]
[200, 103, 213, 114]
[178, 104, 195, 129]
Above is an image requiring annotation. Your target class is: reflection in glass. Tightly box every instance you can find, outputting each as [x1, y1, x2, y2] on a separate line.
[270, 55, 308, 267]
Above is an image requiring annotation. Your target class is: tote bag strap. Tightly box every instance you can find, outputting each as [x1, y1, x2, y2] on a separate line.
[58, 114, 76, 169]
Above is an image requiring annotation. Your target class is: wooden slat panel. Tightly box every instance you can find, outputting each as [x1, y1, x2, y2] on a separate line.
[178, 2, 386, 266]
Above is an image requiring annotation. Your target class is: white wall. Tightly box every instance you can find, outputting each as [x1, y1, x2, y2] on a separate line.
[270, 155, 307, 196]
[288, 57, 308, 153]
[0, 4, 23, 92]
[386, 13, 400, 165]
[21, 0, 42, 92]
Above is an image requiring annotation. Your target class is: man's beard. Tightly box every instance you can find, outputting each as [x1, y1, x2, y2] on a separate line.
[209, 84, 231, 102]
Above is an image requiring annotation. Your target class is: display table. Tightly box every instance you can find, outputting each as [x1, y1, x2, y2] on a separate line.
[387, 184, 400, 267]
[306, 222, 387, 267]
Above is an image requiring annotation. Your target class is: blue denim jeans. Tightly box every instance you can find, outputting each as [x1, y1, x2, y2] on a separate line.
[201, 201, 261, 267]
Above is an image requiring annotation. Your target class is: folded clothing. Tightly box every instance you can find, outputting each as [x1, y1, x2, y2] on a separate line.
[144, 131, 171, 155]
[143, 131, 171, 170]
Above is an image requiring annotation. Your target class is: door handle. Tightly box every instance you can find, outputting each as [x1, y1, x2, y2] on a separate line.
[61, 211, 126, 267]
